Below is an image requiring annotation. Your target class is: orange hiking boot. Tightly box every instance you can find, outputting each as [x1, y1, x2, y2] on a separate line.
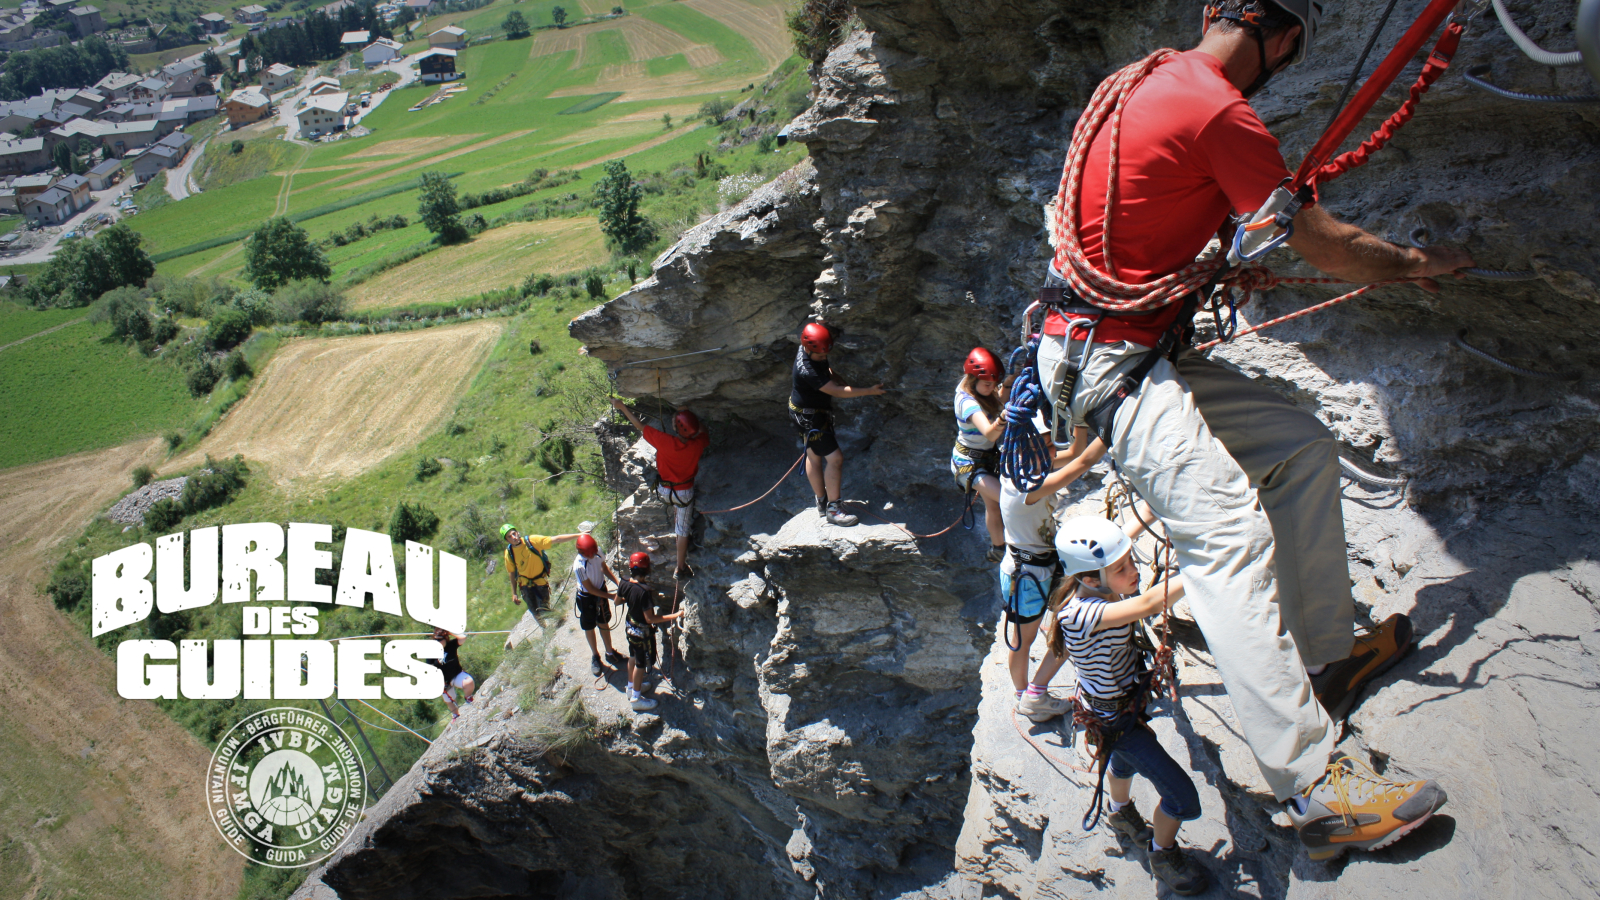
[1312, 613, 1414, 720]
[1288, 757, 1447, 860]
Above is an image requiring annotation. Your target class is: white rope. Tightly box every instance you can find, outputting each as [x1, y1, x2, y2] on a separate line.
[327, 630, 514, 641]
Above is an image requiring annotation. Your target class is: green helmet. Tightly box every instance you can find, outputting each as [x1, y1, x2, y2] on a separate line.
[499, 523, 515, 539]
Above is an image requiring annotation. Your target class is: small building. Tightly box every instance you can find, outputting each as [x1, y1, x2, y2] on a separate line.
[0, 138, 49, 176]
[427, 25, 465, 50]
[66, 5, 104, 36]
[340, 29, 369, 46]
[0, 190, 17, 213]
[295, 91, 349, 137]
[197, 12, 228, 33]
[56, 173, 90, 207]
[86, 157, 121, 191]
[306, 76, 343, 96]
[131, 131, 191, 183]
[70, 89, 107, 114]
[129, 77, 169, 102]
[416, 48, 459, 83]
[162, 94, 218, 124]
[236, 4, 267, 23]
[403, 0, 435, 13]
[163, 58, 205, 80]
[94, 72, 141, 101]
[23, 182, 79, 225]
[164, 71, 214, 99]
[223, 88, 270, 127]
[362, 37, 402, 67]
[261, 63, 297, 94]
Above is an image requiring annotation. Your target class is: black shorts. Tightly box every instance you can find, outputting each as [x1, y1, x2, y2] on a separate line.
[790, 406, 839, 457]
[627, 627, 657, 669]
[518, 582, 549, 613]
[575, 593, 607, 631]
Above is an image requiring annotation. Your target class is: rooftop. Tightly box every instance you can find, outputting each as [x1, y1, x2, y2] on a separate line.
[300, 91, 350, 114]
[341, 29, 370, 43]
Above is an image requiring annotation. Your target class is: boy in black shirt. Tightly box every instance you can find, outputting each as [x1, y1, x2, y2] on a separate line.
[617, 552, 683, 711]
[790, 321, 885, 527]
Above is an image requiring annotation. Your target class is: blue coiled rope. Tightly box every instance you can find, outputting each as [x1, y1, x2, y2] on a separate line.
[999, 340, 1053, 492]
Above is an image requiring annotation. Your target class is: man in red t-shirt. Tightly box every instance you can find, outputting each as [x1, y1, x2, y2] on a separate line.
[1036, 0, 1469, 869]
[611, 398, 711, 577]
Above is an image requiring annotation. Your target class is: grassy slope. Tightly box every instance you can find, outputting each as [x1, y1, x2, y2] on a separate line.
[0, 319, 204, 469]
[56, 300, 616, 828]
[0, 301, 82, 345]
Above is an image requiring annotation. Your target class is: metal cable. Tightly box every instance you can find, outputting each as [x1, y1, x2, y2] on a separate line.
[1491, 0, 1582, 66]
[1464, 63, 1600, 102]
[1580, 0, 1600, 85]
[1325, 0, 1404, 131]
[1339, 456, 1409, 487]
[1453, 330, 1573, 379]
[1409, 226, 1539, 281]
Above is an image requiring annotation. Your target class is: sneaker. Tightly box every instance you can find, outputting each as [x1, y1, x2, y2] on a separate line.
[986, 544, 1006, 563]
[825, 501, 858, 527]
[630, 695, 658, 711]
[1017, 690, 1072, 723]
[1312, 613, 1414, 720]
[604, 649, 628, 669]
[1288, 757, 1448, 861]
[1149, 844, 1209, 895]
[589, 655, 603, 677]
[1106, 802, 1153, 845]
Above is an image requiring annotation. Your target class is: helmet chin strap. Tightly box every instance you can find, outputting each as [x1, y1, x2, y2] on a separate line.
[1241, 27, 1294, 98]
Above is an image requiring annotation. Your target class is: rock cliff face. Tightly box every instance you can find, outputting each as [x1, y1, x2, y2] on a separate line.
[297, 0, 1599, 897]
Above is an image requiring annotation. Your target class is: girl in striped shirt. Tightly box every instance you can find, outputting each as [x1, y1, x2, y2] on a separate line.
[1045, 514, 1208, 895]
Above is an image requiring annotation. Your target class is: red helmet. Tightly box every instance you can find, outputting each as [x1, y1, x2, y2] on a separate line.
[628, 551, 652, 573]
[673, 410, 702, 438]
[965, 347, 1004, 381]
[801, 322, 833, 354]
[575, 533, 598, 556]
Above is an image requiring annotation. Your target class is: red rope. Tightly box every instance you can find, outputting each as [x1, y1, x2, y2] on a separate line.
[1194, 281, 1414, 350]
[701, 452, 805, 515]
[1010, 706, 1097, 777]
[1312, 23, 1463, 184]
[841, 491, 973, 540]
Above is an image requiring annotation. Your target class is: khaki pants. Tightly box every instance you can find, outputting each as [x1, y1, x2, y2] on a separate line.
[1038, 334, 1342, 799]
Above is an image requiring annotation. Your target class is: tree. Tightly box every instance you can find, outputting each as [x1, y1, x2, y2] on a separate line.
[551, 5, 567, 27]
[98, 224, 157, 289]
[661, 112, 672, 130]
[51, 141, 72, 172]
[594, 159, 653, 254]
[201, 49, 224, 76]
[25, 224, 154, 307]
[243, 218, 332, 290]
[611, 6, 623, 15]
[502, 10, 530, 38]
[417, 171, 468, 244]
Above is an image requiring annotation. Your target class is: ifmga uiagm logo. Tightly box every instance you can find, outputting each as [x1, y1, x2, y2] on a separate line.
[208, 707, 367, 868]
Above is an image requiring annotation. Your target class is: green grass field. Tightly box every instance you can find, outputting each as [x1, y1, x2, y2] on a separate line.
[0, 318, 205, 469]
[0, 301, 83, 346]
[121, 0, 798, 286]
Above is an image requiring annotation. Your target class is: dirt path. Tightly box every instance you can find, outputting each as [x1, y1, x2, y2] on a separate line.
[0, 439, 243, 900]
[172, 319, 503, 484]
[0, 316, 84, 354]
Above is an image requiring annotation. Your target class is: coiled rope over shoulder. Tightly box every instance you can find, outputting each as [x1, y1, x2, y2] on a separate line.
[1046, 49, 1279, 315]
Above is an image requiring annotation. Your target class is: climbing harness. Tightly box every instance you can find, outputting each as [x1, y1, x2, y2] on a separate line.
[1002, 546, 1059, 652]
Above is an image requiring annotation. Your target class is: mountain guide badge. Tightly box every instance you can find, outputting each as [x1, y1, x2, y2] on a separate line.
[207, 707, 368, 868]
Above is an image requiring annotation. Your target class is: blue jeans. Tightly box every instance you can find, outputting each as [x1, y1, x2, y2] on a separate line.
[1104, 712, 1202, 822]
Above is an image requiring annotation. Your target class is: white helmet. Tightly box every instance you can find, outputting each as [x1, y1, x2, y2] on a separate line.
[1055, 516, 1132, 578]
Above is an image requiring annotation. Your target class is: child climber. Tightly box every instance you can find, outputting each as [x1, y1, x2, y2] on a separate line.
[951, 347, 1007, 562]
[790, 321, 885, 526]
[999, 425, 1105, 723]
[615, 552, 685, 712]
[1049, 515, 1207, 896]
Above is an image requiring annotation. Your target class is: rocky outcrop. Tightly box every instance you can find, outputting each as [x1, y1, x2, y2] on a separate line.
[301, 0, 1599, 896]
[104, 476, 187, 526]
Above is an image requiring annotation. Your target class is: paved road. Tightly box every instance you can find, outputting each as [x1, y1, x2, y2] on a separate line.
[1, 182, 135, 265]
[164, 137, 210, 201]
